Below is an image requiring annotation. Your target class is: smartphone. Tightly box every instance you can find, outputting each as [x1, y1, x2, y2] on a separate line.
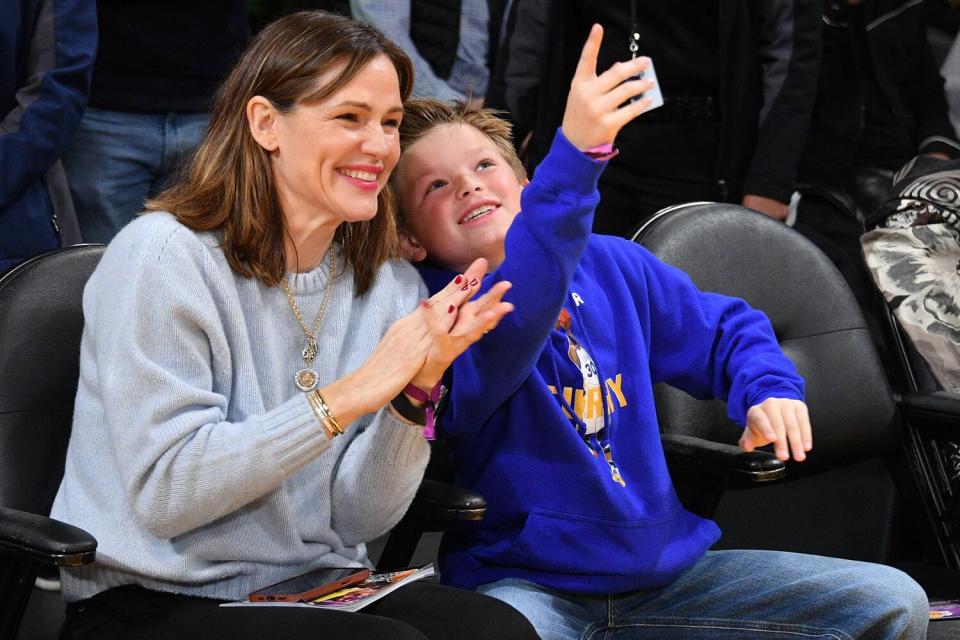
[248, 567, 371, 602]
[630, 59, 664, 111]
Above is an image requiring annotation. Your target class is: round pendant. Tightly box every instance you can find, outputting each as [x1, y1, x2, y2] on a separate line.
[295, 367, 319, 392]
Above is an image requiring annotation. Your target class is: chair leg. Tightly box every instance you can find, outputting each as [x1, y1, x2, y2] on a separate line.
[0, 557, 40, 640]
[378, 518, 425, 571]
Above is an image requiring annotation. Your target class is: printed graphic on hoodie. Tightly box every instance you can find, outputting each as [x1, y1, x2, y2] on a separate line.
[552, 308, 625, 487]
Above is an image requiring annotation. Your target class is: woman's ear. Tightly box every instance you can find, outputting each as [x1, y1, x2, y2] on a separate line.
[398, 229, 428, 262]
[247, 96, 279, 151]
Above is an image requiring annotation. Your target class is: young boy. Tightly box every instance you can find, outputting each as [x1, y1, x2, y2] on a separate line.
[393, 26, 928, 640]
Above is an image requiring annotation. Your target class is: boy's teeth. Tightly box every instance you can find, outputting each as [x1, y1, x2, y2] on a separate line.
[463, 205, 495, 222]
[342, 169, 377, 181]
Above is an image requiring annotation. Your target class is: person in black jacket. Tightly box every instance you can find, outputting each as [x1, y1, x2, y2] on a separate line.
[793, 0, 960, 316]
[501, 0, 821, 236]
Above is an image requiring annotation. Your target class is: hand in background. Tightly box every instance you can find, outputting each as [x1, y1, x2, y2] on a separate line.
[742, 194, 789, 222]
[560, 24, 656, 152]
[739, 397, 812, 462]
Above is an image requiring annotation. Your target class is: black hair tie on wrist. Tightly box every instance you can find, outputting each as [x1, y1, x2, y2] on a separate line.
[390, 392, 427, 426]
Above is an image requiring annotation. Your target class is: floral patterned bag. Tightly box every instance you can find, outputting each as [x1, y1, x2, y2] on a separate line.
[860, 156, 960, 393]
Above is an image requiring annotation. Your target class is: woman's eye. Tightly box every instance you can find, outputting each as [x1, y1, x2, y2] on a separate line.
[426, 180, 446, 194]
[336, 113, 359, 123]
[383, 118, 401, 130]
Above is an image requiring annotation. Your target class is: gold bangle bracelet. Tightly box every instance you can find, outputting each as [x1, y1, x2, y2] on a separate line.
[306, 392, 336, 439]
[307, 390, 344, 438]
[313, 389, 344, 434]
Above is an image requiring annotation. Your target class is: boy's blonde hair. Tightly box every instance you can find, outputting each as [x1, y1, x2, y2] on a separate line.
[395, 99, 527, 222]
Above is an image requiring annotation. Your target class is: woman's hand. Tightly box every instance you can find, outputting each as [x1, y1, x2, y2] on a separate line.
[322, 259, 511, 424]
[409, 258, 514, 393]
[561, 24, 656, 152]
[739, 397, 813, 462]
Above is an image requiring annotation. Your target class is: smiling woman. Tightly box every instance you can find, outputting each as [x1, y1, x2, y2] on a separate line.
[245, 55, 405, 272]
[49, 11, 530, 640]
[148, 11, 411, 291]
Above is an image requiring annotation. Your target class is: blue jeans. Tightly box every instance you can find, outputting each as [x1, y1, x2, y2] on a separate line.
[477, 550, 928, 640]
[62, 107, 208, 243]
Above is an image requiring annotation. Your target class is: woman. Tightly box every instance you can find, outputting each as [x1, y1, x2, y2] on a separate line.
[51, 11, 532, 640]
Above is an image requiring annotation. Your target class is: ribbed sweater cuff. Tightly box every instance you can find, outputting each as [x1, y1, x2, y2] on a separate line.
[262, 394, 333, 474]
[366, 409, 430, 468]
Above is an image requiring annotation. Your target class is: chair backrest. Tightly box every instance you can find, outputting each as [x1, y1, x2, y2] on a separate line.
[632, 202, 899, 473]
[631, 203, 915, 562]
[0, 245, 105, 516]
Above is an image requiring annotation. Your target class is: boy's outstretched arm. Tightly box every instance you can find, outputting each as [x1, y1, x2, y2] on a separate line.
[633, 248, 807, 462]
[741, 398, 812, 462]
[447, 26, 657, 431]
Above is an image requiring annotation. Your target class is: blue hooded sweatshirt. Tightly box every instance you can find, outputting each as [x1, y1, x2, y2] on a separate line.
[419, 130, 805, 595]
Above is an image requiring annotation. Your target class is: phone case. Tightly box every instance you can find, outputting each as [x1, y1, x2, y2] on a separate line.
[249, 568, 371, 602]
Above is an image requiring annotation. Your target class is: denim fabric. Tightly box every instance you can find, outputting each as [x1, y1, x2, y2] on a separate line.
[62, 108, 208, 243]
[477, 550, 928, 640]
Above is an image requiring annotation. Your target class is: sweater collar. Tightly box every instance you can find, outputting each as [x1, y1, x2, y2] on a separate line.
[283, 245, 344, 295]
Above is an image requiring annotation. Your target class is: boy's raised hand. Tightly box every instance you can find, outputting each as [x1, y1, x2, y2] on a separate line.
[561, 24, 656, 152]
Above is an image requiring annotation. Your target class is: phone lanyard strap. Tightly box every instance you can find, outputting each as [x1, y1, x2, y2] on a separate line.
[628, 0, 639, 60]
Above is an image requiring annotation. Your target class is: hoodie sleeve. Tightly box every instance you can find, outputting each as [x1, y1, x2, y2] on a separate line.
[633, 245, 805, 425]
[442, 130, 605, 434]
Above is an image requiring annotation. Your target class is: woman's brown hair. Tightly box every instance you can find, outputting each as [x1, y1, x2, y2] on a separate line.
[147, 11, 413, 294]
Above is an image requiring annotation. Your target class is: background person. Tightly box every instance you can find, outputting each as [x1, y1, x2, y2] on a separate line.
[61, 0, 249, 244]
[1, 0, 94, 273]
[793, 0, 960, 355]
[350, 0, 490, 107]
[500, 0, 820, 235]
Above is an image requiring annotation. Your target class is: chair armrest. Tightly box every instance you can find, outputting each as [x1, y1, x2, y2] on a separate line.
[0, 506, 96, 566]
[406, 479, 486, 521]
[661, 433, 786, 483]
[899, 391, 960, 431]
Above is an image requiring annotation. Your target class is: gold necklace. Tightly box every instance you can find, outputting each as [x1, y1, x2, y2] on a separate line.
[280, 249, 337, 392]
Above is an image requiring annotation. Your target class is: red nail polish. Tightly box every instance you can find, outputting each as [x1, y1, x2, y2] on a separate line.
[448, 305, 455, 314]
[469, 278, 479, 286]
[454, 275, 463, 284]
[460, 284, 469, 291]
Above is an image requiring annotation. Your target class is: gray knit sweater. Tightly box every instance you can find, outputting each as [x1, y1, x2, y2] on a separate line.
[50, 213, 431, 602]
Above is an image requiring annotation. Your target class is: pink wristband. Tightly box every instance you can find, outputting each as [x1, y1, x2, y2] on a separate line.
[403, 383, 444, 440]
[583, 143, 619, 162]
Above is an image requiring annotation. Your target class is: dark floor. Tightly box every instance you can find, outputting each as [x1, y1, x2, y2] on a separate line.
[16, 532, 442, 640]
